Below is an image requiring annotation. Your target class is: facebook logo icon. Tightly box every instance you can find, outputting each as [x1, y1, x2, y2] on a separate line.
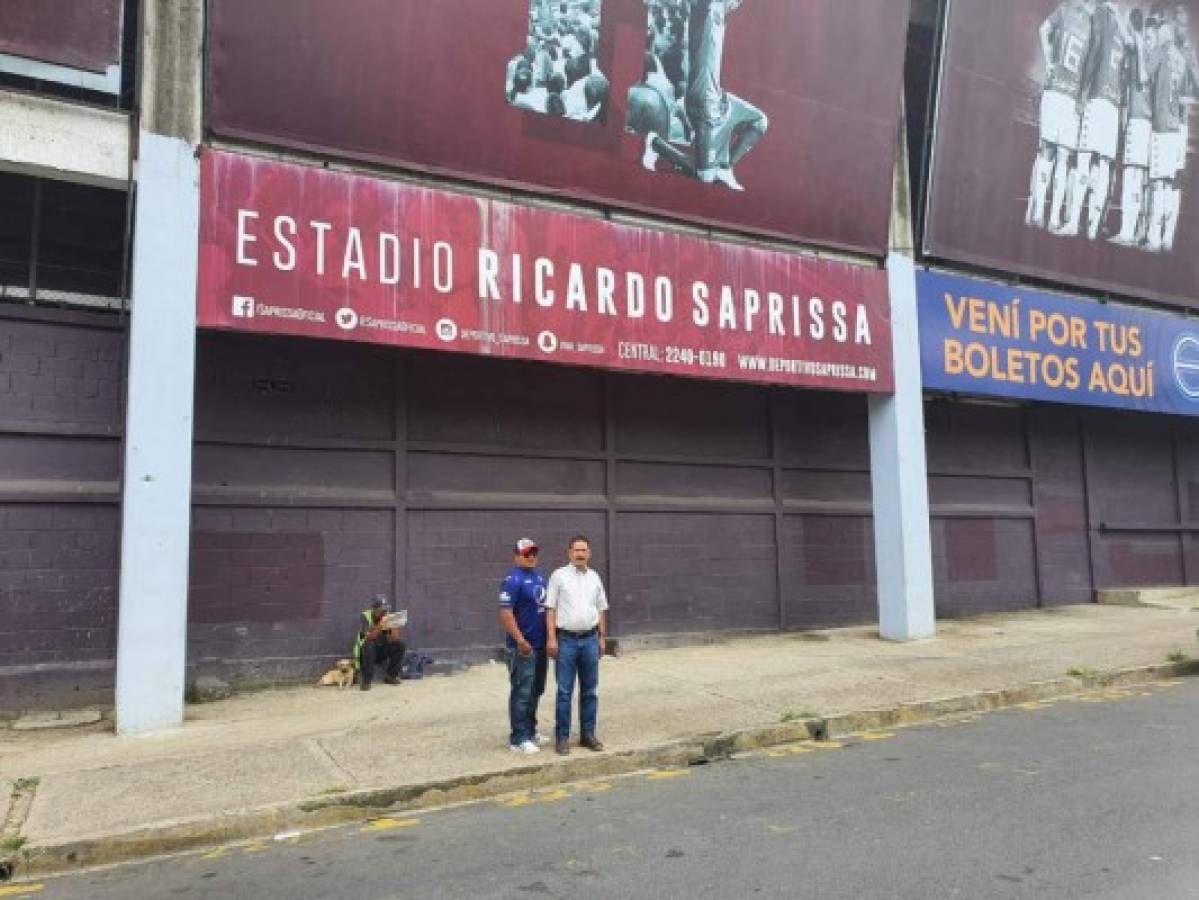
[232, 296, 255, 318]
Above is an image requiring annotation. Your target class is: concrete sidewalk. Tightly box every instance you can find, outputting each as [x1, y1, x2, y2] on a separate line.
[2, 604, 1197, 877]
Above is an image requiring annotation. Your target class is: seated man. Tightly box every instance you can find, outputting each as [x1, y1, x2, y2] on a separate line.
[354, 595, 406, 691]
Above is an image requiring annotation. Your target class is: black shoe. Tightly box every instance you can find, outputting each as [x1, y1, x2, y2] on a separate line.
[580, 734, 604, 752]
[360, 681, 371, 691]
[384, 676, 400, 685]
[555, 740, 570, 756]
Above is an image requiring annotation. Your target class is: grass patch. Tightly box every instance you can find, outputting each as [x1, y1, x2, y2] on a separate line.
[0, 835, 26, 852]
[12, 777, 39, 793]
[1066, 667, 1101, 680]
[1166, 650, 1190, 664]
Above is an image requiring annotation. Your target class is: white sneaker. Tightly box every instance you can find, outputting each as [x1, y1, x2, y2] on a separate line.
[518, 740, 540, 754]
[533, 732, 550, 746]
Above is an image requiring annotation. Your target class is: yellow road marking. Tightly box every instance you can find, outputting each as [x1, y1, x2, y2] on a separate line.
[360, 817, 420, 833]
[499, 788, 573, 808]
[646, 769, 691, 780]
[584, 782, 613, 793]
[200, 848, 229, 860]
[499, 793, 535, 808]
[1016, 701, 1048, 711]
[0, 886, 44, 897]
[809, 741, 844, 751]
[766, 742, 815, 757]
[241, 842, 269, 854]
[857, 732, 895, 742]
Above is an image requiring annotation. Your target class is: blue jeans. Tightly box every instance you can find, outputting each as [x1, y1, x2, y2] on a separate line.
[508, 647, 547, 746]
[554, 632, 599, 742]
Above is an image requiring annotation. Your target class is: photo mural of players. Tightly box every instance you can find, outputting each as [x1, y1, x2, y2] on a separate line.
[1026, 1, 1199, 254]
[505, 0, 610, 123]
[625, 0, 768, 192]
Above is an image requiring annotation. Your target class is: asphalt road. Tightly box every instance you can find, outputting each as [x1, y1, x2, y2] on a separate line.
[18, 678, 1199, 900]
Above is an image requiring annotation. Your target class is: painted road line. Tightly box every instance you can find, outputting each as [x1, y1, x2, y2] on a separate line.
[857, 732, 896, 742]
[646, 769, 691, 780]
[499, 788, 572, 808]
[0, 886, 43, 898]
[360, 817, 420, 833]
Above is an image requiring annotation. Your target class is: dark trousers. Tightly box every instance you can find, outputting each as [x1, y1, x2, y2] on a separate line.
[360, 636, 405, 685]
[507, 648, 548, 746]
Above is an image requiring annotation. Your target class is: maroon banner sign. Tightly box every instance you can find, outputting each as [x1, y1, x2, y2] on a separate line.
[0, 0, 121, 74]
[197, 150, 894, 393]
[925, 0, 1199, 309]
[205, 0, 910, 256]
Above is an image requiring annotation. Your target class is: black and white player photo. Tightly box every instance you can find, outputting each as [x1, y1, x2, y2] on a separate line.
[1026, 1, 1199, 254]
[625, 0, 769, 192]
[505, 0, 610, 123]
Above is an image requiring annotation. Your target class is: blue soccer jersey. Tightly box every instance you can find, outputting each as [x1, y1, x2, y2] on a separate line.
[499, 566, 548, 650]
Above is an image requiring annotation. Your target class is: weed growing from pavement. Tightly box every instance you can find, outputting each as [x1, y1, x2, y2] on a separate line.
[780, 710, 819, 723]
[0, 836, 26, 852]
[12, 778, 38, 793]
[1166, 650, 1190, 664]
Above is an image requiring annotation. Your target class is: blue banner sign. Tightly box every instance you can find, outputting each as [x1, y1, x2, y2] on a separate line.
[918, 270, 1199, 417]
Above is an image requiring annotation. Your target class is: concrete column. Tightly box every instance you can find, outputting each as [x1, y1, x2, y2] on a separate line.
[115, 0, 203, 734]
[867, 101, 936, 641]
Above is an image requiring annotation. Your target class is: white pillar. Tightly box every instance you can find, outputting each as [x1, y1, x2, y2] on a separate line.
[115, 0, 203, 734]
[114, 136, 199, 734]
[868, 252, 936, 640]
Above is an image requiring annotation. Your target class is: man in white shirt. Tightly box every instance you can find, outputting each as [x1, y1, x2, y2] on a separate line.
[545, 535, 609, 755]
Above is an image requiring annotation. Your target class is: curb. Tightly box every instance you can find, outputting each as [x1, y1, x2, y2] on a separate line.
[9, 658, 1199, 881]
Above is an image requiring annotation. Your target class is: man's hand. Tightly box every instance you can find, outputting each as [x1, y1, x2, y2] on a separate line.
[547, 639, 559, 660]
[516, 638, 533, 657]
[599, 635, 607, 657]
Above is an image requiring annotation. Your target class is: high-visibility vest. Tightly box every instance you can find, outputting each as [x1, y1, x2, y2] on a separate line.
[352, 610, 376, 671]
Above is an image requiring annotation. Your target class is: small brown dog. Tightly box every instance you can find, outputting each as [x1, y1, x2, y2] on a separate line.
[318, 659, 355, 689]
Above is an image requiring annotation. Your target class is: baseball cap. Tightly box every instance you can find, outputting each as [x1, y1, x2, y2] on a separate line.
[513, 538, 539, 557]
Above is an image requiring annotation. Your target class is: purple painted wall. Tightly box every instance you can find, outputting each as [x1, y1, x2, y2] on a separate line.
[7, 312, 1199, 711]
[186, 330, 879, 685]
[0, 311, 124, 709]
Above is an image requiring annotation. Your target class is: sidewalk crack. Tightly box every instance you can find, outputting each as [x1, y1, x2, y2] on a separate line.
[304, 738, 356, 785]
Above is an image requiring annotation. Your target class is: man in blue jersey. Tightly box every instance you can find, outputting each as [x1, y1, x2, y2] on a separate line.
[499, 538, 550, 754]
